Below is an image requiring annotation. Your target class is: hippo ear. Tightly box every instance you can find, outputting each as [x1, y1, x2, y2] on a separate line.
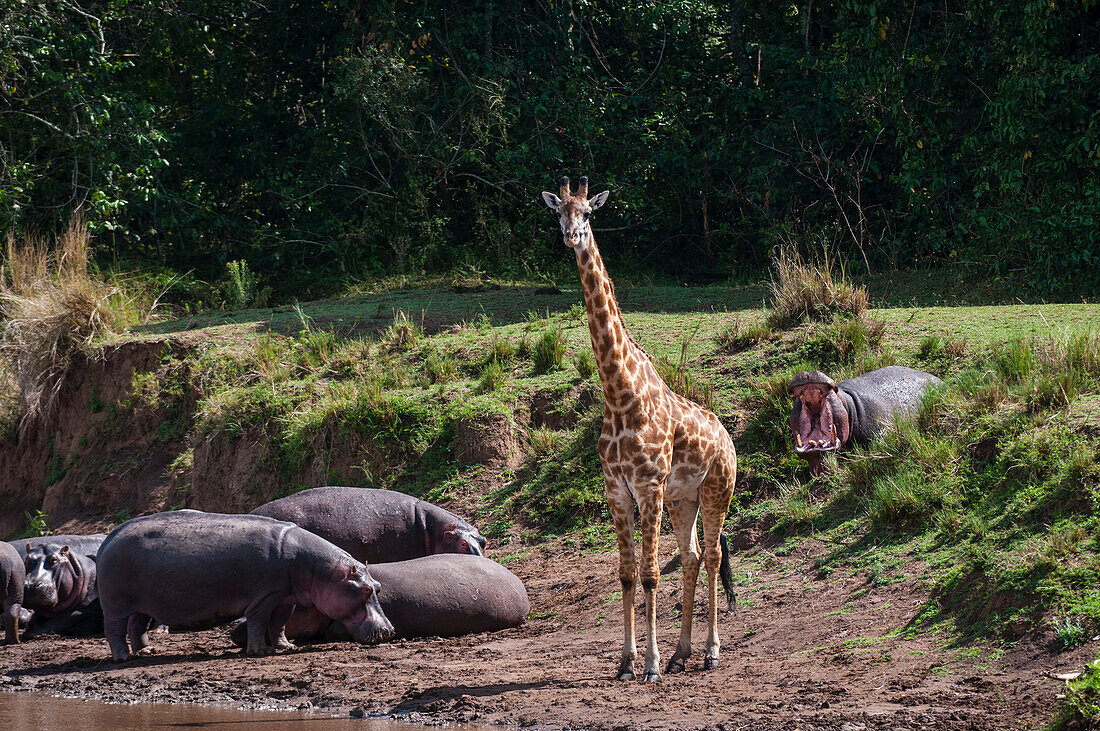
[59, 545, 70, 558]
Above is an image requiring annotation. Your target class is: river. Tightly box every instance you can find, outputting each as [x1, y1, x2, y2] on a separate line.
[0, 691, 487, 729]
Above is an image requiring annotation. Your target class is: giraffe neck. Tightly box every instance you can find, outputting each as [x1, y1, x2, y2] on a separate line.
[575, 233, 648, 406]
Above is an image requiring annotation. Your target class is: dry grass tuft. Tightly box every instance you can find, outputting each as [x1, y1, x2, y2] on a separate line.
[0, 216, 154, 423]
[767, 245, 868, 327]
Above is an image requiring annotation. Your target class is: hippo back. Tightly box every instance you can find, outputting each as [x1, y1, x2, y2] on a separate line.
[838, 366, 942, 442]
[250, 486, 479, 564]
[369, 554, 529, 637]
[12, 534, 106, 560]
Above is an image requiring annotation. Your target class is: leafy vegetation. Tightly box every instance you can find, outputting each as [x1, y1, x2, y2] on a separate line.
[2, 2, 1096, 297]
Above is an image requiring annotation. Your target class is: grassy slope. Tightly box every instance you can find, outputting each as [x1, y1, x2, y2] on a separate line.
[117, 278, 1100, 683]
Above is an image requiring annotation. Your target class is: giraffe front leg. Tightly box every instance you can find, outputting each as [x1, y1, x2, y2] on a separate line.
[608, 489, 637, 681]
[639, 490, 663, 682]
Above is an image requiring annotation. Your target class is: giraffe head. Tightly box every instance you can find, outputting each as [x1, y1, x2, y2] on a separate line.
[541, 176, 609, 251]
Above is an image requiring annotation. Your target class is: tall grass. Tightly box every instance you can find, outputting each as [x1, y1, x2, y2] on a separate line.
[0, 217, 156, 422]
[767, 245, 868, 327]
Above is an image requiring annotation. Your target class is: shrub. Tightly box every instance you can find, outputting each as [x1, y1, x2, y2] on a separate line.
[220, 259, 270, 309]
[766, 245, 868, 327]
[715, 316, 775, 351]
[477, 359, 508, 393]
[532, 326, 566, 374]
[382, 310, 422, 350]
[0, 217, 154, 421]
[424, 350, 458, 384]
[655, 355, 714, 411]
[573, 350, 596, 379]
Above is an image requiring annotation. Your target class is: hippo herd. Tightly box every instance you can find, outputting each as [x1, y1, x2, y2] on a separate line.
[0, 487, 529, 659]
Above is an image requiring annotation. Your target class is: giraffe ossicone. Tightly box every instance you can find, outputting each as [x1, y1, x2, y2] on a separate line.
[542, 175, 738, 682]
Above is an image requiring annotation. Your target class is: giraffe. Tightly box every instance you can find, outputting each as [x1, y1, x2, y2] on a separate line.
[542, 175, 737, 682]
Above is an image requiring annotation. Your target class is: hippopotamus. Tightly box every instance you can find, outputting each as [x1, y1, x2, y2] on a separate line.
[233, 554, 529, 646]
[789, 365, 943, 474]
[21, 542, 102, 639]
[12, 534, 106, 560]
[1, 542, 24, 644]
[250, 487, 486, 564]
[97, 510, 395, 660]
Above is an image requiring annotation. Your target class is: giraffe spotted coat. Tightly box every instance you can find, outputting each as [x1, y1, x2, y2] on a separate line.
[543, 175, 737, 682]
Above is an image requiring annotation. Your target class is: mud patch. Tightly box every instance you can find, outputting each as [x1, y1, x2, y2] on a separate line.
[453, 413, 521, 470]
[0, 534, 1076, 729]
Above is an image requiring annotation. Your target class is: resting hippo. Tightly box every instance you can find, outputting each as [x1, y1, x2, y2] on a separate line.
[234, 554, 529, 645]
[789, 366, 943, 474]
[1, 542, 24, 644]
[97, 510, 395, 660]
[12, 534, 106, 560]
[21, 542, 102, 639]
[250, 487, 486, 563]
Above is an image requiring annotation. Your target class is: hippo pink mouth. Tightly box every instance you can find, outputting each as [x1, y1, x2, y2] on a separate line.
[793, 422, 841, 454]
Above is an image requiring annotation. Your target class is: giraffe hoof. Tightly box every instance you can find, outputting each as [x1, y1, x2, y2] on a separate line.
[642, 671, 662, 683]
[703, 656, 719, 670]
[615, 669, 636, 681]
[665, 657, 687, 674]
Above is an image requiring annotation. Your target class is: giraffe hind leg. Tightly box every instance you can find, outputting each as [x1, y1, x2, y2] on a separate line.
[665, 498, 700, 674]
[700, 449, 737, 670]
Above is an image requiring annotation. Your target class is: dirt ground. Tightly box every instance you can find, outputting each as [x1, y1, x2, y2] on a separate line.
[0, 532, 1087, 730]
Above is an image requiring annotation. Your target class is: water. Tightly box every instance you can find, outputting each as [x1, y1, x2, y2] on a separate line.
[0, 691, 480, 730]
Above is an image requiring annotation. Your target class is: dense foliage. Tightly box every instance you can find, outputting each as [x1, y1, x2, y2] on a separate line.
[1, 0, 1097, 296]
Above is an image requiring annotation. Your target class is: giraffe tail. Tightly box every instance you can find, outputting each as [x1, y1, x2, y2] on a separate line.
[719, 534, 736, 609]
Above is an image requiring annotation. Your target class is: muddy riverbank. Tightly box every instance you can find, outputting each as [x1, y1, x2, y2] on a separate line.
[0, 535, 1085, 730]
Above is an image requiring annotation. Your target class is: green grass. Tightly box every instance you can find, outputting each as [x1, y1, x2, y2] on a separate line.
[30, 272, 1100, 679]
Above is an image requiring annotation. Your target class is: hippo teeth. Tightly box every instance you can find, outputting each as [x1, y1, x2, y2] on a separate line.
[795, 434, 803, 448]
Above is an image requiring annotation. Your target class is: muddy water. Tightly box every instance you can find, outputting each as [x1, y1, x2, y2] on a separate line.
[0, 691, 486, 729]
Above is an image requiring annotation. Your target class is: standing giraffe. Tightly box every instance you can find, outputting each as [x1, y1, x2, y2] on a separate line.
[542, 175, 737, 682]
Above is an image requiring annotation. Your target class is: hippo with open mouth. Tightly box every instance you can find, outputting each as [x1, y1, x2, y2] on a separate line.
[97, 510, 395, 660]
[789, 366, 943, 474]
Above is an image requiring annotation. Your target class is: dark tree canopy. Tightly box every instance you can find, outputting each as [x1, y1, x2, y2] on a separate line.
[1, 0, 1097, 296]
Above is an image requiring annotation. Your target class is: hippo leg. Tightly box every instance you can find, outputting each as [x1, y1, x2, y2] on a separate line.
[104, 614, 131, 661]
[267, 602, 295, 651]
[128, 614, 154, 654]
[243, 595, 280, 657]
[3, 603, 19, 645]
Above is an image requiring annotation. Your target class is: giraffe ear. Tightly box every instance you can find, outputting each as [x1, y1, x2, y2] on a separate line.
[541, 191, 562, 211]
[589, 190, 610, 210]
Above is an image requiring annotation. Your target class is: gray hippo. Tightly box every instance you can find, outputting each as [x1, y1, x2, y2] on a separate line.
[1, 542, 23, 644]
[233, 553, 529, 645]
[250, 487, 486, 563]
[21, 542, 102, 639]
[97, 510, 395, 660]
[789, 365, 943, 474]
[12, 534, 106, 560]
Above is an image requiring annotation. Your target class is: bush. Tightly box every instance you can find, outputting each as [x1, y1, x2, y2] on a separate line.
[715, 316, 775, 351]
[424, 350, 458, 384]
[573, 350, 596, 379]
[219, 260, 270, 309]
[477, 359, 508, 393]
[382, 310, 422, 350]
[767, 246, 868, 328]
[0, 217, 154, 421]
[532, 326, 566, 374]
